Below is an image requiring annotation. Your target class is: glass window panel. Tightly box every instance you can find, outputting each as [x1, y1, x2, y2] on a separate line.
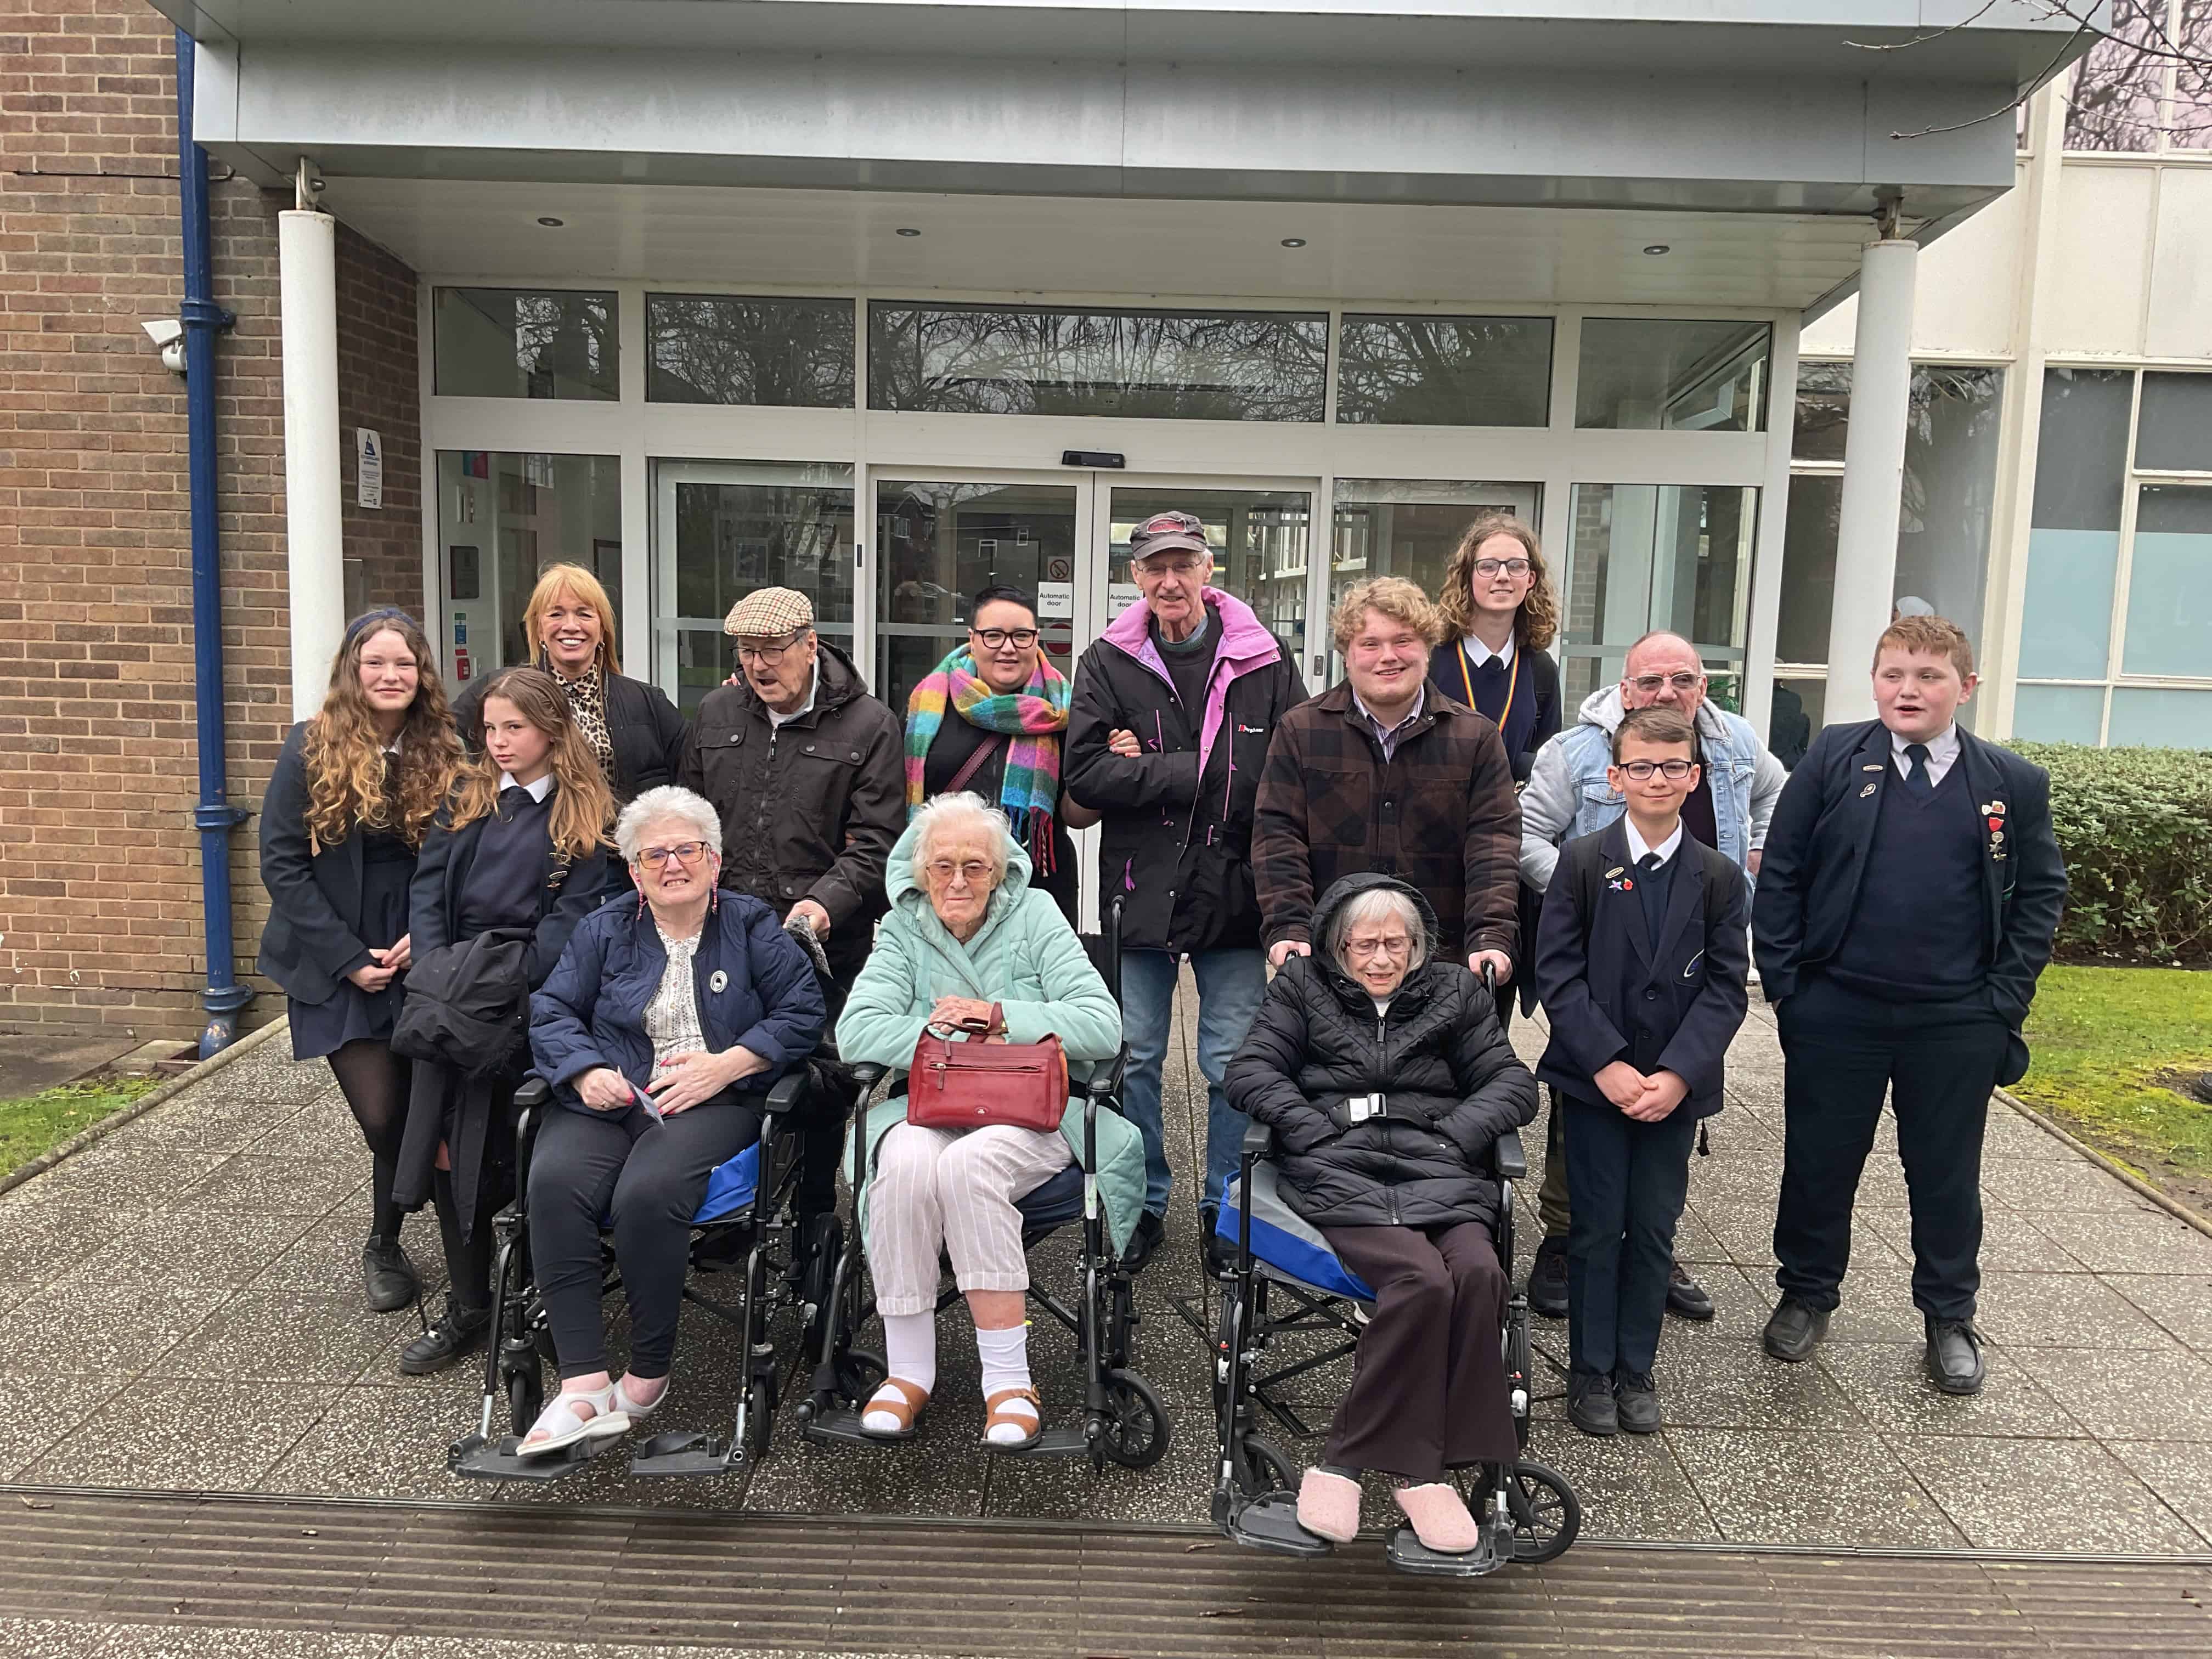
[1105, 487, 1312, 668]
[2134, 372, 2212, 470]
[1778, 473, 1842, 665]
[1896, 366, 2002, 652]
[876, 481, 1080, 718]
[2176, 0, 2212, 148]
[2012, 684, 2107, 745]
[433, 288, 618, 400]
[1327, 479, 1542, 679]
[1792, 360, 1852, 461]
[2121, 483, 2212, 678]
[646, 295, 855, 409]
[2108, 686, 2212, 747]
[436, 453, 623, 683]
[1561, 483, 1757, 711]
[2063, 0, 2163, 151]
[867, 303, 1327, 421]
[2031, 368, 2132, 532]
[2018, 528, 2121, 679]
[662, 464, 855, 712]
[1575, 319, 1770, 432]
[1334, 316, 1553, 426]
[1769, 677, 1824, 770]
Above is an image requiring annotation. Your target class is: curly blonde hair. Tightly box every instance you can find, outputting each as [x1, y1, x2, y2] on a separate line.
[449, 667, 615, 862]
[302, 610, 465, 853]
[1435, 514, 1559, 652]
[1331, 575, 1442, 653]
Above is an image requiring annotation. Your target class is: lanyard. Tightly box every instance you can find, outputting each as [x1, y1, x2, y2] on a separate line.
[1457, 641, 1520, 735]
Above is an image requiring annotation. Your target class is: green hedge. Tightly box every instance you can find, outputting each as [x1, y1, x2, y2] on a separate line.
[2010, 742, 2212, 964]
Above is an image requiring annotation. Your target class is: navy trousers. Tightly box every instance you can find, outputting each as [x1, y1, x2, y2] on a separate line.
[1561, 1091, 1697, 1379]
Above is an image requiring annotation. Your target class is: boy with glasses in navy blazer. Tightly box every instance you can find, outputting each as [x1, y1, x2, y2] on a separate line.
[1533, 707, 1751, 1436]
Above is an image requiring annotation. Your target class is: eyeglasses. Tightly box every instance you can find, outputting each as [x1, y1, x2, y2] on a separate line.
[1472, 557, 1532, 578]
[1617, 759, 1695, 781]
[1629, 672, 1705, 694]
[638, 841, 711, 867]
[926, 858, 995, 885]
[1132, 554, 1205, 578]
[1344, 935, 1412, 960]
[736, 631, 808, 663]
[972, 627, 1040, 650]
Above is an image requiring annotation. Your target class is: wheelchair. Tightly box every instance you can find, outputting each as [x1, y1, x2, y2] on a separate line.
[446, 1057, 845, 1483]
[1208, 1113, 1581, 1576]
[794, 902, 1170, 1472]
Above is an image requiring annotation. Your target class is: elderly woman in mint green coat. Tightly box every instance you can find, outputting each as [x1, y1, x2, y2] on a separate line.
[836, 792, 1139, 1451]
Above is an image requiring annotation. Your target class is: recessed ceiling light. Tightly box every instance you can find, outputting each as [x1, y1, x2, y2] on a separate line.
[537, 217, 565, 228]
[1280, 238, 1307, 248]
[896, 227, 922, 238]
[1643, 243, 1671, 256]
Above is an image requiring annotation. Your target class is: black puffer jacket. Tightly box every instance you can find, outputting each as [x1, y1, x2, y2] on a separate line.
[1224, 873, 1537, 1232]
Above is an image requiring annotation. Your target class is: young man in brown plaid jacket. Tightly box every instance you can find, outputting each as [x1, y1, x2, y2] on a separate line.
[1254, 577, 1522, 981]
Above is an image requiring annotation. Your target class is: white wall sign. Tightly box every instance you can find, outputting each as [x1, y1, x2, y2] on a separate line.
[1037, 580, 1074, 618]
[354, 427, 383, 509]
[1108, 582, 1142, 619]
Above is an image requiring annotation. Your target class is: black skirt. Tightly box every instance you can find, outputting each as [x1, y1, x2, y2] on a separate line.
[289, 827, 414, 1060]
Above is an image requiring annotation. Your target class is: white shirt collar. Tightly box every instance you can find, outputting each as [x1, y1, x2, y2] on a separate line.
[1890, 723, 1960, 764]
[499, 770, 555, 803]
[1624, 817, 1684, 868]
[1462, 631, 1516, 669]
[1353, 682, 1425, 732]
[766, 662, 821, 729]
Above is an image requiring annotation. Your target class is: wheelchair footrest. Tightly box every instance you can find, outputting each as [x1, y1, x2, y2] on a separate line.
[988, 1425, 1089, 1459]
[1223, 1490, 1334, 1558]
[628, 1429, 742, 1479]
[1383, 1525, 1507, 1578]
[802, 1406, 884, 1448]
[447, 1431, 608, 1483]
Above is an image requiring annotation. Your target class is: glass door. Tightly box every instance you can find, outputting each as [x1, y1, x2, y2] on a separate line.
[1093, 482, 1316, 667]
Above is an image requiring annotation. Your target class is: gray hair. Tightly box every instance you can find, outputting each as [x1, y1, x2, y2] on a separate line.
[616, 785, 723, 865]
[1327, 887, 1427, 973]
[910, 792, 1010, 888]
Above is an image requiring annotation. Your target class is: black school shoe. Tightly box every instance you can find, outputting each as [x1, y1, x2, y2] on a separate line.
[1925, 1317, 1986, 1396]
[1121, 1210, 1167, 1273]
[398, 1302, 490, 1375]
[1761, 1297, 1831, 1363]
[1665, 1260, 1714, 1321]
[1567, 1371, 1617, 1437]
[361, 1236, 418, 1314]
[1614, 1371, 1661, 1434]
[1526, 1235, 1568, 1319]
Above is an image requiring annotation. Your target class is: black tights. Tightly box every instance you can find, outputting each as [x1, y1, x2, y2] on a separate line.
[328, 1039, 408, 1240]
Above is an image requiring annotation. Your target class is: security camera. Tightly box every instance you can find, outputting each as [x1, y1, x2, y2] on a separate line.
[141, 318, 187, 375]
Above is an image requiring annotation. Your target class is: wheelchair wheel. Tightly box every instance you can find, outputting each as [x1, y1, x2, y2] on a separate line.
[1237, 1434, 1297, 1498]
[1095, 1368, 1170, 1471]
[1505, 1459, 1579, 1564]
[797, 1216, 843, 1361]
[504, 1354, 544, 1437]
[742, 1374, 776, 1459]
[1504, 1305, 1533, 1449]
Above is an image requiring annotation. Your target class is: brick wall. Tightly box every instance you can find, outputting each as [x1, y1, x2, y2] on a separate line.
[0, 0, 424, 1041]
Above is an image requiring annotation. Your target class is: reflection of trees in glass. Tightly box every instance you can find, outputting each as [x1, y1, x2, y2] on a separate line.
[1791, 362, 1852, 462]
[510, 292, 616, 399]
[648, 296, 855, 408]
[1334, 317, 1552, 426]
[2066, 0, 2171, 150]
[1901, 368, 2002, 545]
[868, 304, 1327, 421]
[674, 484, 853, 625]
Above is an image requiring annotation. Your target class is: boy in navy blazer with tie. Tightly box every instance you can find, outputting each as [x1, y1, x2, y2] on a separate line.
[1534, 707, 1751, 1436]
[1754, 616, 2066, 1395]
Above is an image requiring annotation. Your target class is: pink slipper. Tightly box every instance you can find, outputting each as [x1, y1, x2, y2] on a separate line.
[1295, 1468, 1361, 1543]
[1393, 1483, 1481, 1554]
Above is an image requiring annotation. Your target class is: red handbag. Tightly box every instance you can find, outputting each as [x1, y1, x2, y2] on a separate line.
[906, 1011, 1068, 1133]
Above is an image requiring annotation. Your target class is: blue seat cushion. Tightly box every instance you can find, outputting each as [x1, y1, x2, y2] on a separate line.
[1216, 1164, 1378, 1302]
[1016, 1163, 1084, 1232]
[693, 1142, 760, 1226]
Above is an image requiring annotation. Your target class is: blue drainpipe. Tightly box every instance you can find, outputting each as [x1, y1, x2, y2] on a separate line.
[176, 28, 252, 1057]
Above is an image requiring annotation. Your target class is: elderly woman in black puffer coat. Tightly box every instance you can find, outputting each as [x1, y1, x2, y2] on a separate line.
[1224, 872, 1537, 1556]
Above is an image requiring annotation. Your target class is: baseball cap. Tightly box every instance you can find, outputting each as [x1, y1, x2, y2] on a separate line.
[1128, 511, 1210, 565]
[723, 586, 814, 639]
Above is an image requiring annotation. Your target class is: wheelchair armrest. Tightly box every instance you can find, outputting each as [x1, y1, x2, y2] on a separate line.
[847, 1061, 887, 1089]
[764, 1069, 806, 1116]
[1492, 1126, 1528, 1182]
[513, 1075, 551, 1110]
[1242, 1119, 1276, 1159]
[1085, 1045, 1128, 1102]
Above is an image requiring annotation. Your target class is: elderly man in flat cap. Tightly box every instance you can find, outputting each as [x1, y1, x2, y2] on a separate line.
[680, 588, 905, 1216]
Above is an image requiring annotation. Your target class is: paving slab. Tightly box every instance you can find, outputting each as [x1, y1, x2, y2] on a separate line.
[1886, 1434, 2208, 1554]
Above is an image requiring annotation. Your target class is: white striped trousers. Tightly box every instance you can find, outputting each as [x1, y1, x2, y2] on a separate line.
[865, 1121, 1073, 1316]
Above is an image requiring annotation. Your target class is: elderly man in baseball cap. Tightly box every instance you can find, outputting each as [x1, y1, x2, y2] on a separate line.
[679, 587, 905, 1217]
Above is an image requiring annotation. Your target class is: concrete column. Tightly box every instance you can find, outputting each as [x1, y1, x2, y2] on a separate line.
[1824, 235, 1919, 724]
[279, 206, 346, 719]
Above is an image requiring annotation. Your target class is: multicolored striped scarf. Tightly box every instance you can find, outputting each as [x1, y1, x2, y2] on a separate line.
[904, 646, 1070, 873]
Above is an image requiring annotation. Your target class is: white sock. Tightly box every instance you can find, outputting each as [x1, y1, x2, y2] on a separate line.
[975, 1322, 1037, 1444]
[863, 1312, 938, 1433]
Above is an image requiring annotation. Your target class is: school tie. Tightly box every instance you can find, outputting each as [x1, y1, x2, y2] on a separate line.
[1903, 742, 1934, 797]
[1638, 853, 1663, 876]
[499, 783, 529, 820]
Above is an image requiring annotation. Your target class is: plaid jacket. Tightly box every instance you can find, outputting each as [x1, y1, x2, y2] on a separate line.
[1254, 682, 1522, 966]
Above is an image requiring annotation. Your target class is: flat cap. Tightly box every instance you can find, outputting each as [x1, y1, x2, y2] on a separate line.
[723, 586, 814, 639]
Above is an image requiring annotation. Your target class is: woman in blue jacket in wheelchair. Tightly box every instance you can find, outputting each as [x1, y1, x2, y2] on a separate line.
[522, 786, 826, 1455]
[1224, 873, 1537, 1555]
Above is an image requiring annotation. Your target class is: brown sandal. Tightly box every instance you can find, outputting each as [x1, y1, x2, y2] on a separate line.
[859, 1376, 930, 1440]
[983, 1386, 1043, 1452]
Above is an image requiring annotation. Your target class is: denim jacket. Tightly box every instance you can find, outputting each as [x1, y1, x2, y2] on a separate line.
[1517, 685, 1786, 893]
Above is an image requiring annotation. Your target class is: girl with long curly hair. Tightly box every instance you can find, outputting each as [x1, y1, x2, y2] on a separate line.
[258, 608, 466, 1314]
[392, 667, 616, 1374]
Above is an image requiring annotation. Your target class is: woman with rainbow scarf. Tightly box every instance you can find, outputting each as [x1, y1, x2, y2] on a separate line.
[903, 585, 1098, 926]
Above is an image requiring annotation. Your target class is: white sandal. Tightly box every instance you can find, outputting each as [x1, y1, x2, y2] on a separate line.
[517, 1383, 630, 1457]
[614, 1374, 667, 1423]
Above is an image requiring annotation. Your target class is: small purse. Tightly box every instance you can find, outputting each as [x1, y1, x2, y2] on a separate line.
[906, 1011, 1068, 1133]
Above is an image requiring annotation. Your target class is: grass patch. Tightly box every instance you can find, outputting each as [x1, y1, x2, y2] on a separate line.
[0, 1073, 166, 1176]
[2015, 966, 2212, 1180]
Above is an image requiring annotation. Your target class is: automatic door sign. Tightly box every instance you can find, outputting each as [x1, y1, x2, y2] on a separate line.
[1037, 581, 1074, 618]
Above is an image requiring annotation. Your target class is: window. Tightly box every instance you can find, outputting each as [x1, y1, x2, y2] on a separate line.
[2015, 367, 2212, 746]
[1328, 479, 1542, 678]
[1772, 363, 2005, 742]
[1561, 483, 1757, 709]
[647, 295, 855, 408]
[436, 452, 623, 681]
[1334, 317, 1553, 426]
[2063, 0, 2212, 153]
[1575, 320, 1769, 432]
[433, 289, 618, 400]
[867, 302, 1328, 421]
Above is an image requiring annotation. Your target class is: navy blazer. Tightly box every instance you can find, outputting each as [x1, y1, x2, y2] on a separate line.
[257, 721, 401, 1005]
[1750, 719, 2066, 1080]
[1533, 819, 1751, 1120]
[408, 789, 614, 992]
[528, 890, 826, 1115]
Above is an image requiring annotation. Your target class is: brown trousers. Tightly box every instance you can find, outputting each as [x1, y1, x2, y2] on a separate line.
[1316, 1218, 1520, 1482]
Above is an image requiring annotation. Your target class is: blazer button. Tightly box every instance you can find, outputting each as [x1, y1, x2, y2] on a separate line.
[1644, 988, 1660, 1000]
